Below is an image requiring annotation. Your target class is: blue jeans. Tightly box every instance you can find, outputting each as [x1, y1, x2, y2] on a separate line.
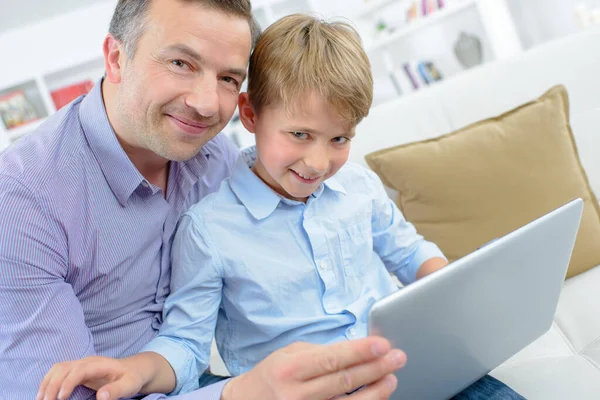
[452, 375, 525, 399]
[199, 372, 524, 399]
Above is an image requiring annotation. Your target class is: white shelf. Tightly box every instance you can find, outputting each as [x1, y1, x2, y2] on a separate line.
[365, 0, 479, 52]
[6, 118, 46, 141]
[353, 0, 405, 18]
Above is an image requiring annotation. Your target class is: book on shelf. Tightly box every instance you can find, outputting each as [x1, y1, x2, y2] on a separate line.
[0, 90, 39, 130]
[407, 0, 446, 22]
[50, 79, 94, 110]
[392, 60, 443, 95]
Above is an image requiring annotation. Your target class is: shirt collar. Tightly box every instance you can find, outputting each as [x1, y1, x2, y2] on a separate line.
[323, 175, 347, 196]
[79, 79, 146, 206]
[229, 155, 282, 220]
[230, 147, 347, 219]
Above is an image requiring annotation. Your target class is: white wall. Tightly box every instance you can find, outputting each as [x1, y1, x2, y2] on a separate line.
[506, 0, 600, 49]
[0, 1, 116, 89]
[0, 0, 109, 35]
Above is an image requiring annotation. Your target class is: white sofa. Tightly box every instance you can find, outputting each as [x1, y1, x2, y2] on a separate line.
[349, 28, 600, 399]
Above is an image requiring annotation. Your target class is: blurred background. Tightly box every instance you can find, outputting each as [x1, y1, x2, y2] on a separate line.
[1, 0, 599, 150]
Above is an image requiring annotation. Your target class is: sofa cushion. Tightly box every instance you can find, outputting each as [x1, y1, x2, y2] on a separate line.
[365, 85, 600, 278]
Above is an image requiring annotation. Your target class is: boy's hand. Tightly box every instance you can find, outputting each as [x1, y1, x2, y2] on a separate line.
[221, 336, 405, 400]
[37, 356, 144, 400]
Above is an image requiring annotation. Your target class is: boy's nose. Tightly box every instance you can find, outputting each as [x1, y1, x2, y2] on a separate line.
[303, 148, 330, 175]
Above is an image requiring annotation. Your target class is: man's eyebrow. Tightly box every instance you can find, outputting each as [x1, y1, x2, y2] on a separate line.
[162, 44, 246, 78]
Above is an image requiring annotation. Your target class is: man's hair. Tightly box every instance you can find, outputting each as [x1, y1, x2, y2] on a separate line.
[109, 0, 261, 58]
[248, 14, 373, 127]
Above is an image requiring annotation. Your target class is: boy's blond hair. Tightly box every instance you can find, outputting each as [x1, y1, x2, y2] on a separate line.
[248, 14, 373, 126]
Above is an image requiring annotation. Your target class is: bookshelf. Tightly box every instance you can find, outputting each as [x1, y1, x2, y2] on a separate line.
[0, 0, 524, 152]
[364, 0, 480, 53]
[349, 0, 524, 105]
[0, 56, 106, 150]
[0, 1, 112, 151]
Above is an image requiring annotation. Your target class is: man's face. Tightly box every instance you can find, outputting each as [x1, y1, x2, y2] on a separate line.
[115, 0, 252, 161]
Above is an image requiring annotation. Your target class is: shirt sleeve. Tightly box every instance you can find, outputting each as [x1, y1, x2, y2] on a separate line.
[142, 211, 224, 395]
[366, 169, 447, 285]
[0, 175, 97, 399]
[138, 379, 230, 400]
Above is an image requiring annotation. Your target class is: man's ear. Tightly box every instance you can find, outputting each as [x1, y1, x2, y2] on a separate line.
[103, 34, 126, 84]
[238, 92, 257, 134]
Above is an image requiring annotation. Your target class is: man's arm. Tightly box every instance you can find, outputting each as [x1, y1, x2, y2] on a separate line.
[0, 175, 97, 399]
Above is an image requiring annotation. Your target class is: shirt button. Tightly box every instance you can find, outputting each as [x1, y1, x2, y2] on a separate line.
[348, 328, 356, 337]
[319, 260, 329, 270]
[141, 181, 149, 188]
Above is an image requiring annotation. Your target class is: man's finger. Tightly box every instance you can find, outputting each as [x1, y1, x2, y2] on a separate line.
[303, 349, 405, 399]
[347, 374, 398, 400]
[294, 336, 391, 381]
[280, 341, 315, 355]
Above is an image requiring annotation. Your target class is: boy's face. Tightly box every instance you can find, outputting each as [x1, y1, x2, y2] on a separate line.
[239, 92, 355, 202]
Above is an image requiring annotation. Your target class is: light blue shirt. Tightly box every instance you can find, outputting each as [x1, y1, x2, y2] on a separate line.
[144, 152, 445, 394]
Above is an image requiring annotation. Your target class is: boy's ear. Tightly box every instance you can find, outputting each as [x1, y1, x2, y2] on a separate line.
[238, 92, 257, 134]
[103, 34, 125, 84]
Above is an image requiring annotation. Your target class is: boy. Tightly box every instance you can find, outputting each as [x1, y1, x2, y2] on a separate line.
[38, 14, 522, 400]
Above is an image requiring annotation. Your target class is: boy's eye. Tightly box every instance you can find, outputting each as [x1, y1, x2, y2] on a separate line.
[332, 137, 350, 144]
[291, 132, 309, 140]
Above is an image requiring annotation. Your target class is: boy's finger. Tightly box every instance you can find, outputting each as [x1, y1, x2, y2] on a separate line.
[294, 336, 391, 381]
[57, 366, 98, 400]
[98, 375, 142, 400]
[37, 369, 53, 400]
[40, 365, 71, 400]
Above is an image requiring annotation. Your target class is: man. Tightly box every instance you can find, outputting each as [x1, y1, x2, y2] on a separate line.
[0, 0, 404, 399]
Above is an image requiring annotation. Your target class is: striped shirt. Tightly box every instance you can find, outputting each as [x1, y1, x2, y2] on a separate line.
[0, 80, 238, 399]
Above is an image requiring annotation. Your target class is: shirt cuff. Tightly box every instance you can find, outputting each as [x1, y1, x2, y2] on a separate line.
[405, 241, 447, 283]
[138, 379, 231, 400]
[141, 337, 197, 395]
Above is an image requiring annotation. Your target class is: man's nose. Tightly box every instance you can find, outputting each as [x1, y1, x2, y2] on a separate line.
[185, 76, 219, 118]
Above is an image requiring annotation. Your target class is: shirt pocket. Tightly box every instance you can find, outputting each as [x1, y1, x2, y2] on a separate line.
[338, 218, 373, 277]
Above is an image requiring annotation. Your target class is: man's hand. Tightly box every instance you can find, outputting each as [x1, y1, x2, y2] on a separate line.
[221, 336, 406, 400]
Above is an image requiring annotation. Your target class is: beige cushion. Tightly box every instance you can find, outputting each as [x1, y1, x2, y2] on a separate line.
[365, 85, 600, 278]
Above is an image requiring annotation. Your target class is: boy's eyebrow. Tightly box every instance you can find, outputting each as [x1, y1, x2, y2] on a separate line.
[162, 44, 247, 78]
[288, 127, 356, 137]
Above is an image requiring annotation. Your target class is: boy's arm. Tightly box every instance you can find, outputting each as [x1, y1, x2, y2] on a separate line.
[416, 257, 449, 279]
[37, 352, 175, 400]
[366, 169, 447, 285]
[142, 212, 225, 395]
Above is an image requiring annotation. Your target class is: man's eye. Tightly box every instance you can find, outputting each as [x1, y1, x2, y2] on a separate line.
[171, 60, 189, 69]
[291, 132, 309, 140]
[221, 76, 239, 87]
